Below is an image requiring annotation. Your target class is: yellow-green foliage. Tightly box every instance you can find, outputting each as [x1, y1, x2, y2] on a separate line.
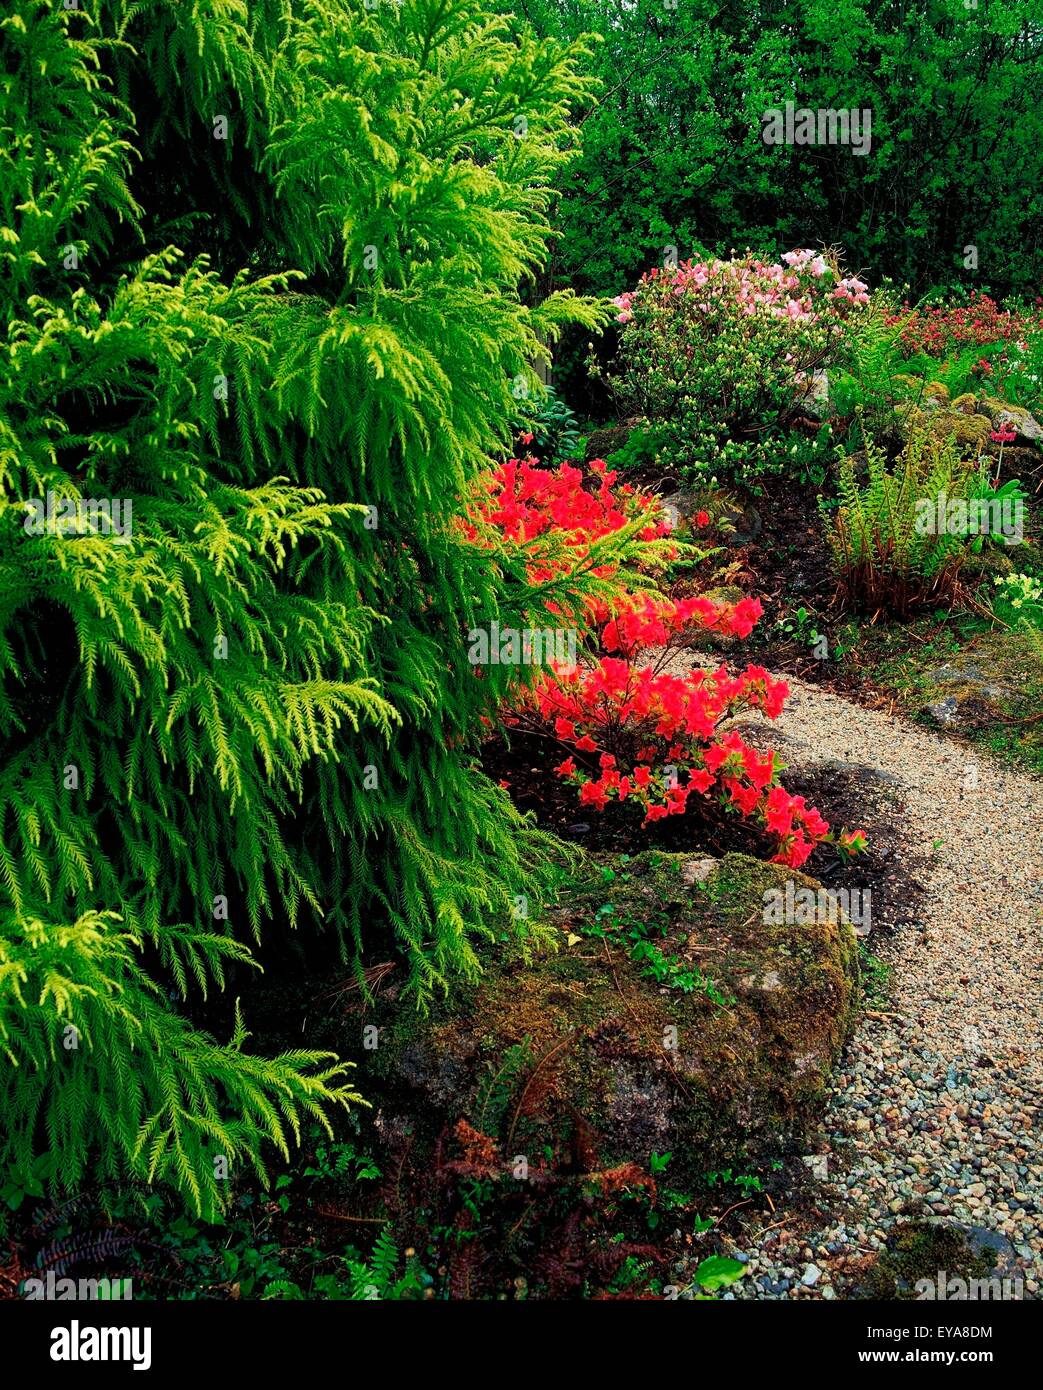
[0, 910, 363, 1217]
[0, 0, 619, 1213]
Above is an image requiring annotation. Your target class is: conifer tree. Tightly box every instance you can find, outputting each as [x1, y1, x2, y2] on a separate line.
[0, 0, 614, 1212]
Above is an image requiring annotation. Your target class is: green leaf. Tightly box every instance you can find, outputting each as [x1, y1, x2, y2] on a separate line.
[693, 1256, 746, 1291]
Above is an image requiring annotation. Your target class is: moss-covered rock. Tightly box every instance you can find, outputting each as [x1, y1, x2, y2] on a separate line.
[924, 381, 951, 407]
[361, 850, 859, 1187]
[966, 395, 1042, 445]
[977, 395, 1043, 439]
[856, 1221, 1012, 1300]
[977, 394, 1007, 422]
[892, 373, 924, 396]
[962, 545, 1017, 583]
[585, 421, 635, 462]
[895, 403, 993, 451]
[923, 628, 1043, 729]
[928, 408, 994, 450]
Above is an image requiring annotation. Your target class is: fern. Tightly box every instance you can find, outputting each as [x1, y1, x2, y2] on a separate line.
[37, 1231, 138, 1281]
[830, 295, 914, 437]
[823, 424, 983, 615]
[475, 1036, 534, 1138]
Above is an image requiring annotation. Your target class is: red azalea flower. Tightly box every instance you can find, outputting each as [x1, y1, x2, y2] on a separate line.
[465, 450, 848, 874]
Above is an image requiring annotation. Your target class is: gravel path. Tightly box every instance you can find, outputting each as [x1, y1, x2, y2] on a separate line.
[693, 670, 1043, 1299]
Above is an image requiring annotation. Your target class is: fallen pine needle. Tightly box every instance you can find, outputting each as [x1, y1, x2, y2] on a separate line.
[713, 1198, 752, 1228]
[759, 1216, 796, 1236]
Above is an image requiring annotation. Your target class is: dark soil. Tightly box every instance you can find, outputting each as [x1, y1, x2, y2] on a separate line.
[480, 729, 770, 859]
[482, 724, 925, 944]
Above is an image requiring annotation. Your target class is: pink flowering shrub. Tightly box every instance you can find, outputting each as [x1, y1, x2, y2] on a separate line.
[606, 248, 869, 488]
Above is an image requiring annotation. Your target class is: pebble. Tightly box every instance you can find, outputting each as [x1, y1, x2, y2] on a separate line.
[695, 673, 1043, 1300]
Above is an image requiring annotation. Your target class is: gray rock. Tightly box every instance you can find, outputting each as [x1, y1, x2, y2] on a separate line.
[928, 696, 960, 726]
[799, 370, 830, 421]
[720, 505, 764, 548]
[994, 407, 1043, 444]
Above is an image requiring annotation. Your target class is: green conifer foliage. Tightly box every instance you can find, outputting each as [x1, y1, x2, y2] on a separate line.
[0, 0, 609, 1212]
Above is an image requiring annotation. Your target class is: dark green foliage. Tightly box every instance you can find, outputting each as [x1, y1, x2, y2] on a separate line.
[0, 0, 609, 1213]
[262, 1230, 425, 1301]
[513, 386, 584, 464]
[510, 0, 1043, 300]
[601, 425, 668, 476]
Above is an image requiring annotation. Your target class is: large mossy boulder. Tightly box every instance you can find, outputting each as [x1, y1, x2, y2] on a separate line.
[584, 418, 642, 462]
[896, 392, 1043, 453]
[363, 851, 859, 1186]
[855, 1220, 1020, 1300]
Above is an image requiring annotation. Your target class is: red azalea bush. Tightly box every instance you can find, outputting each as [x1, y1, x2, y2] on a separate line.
[535, 662, 836, 868]
[464, 454, 674, 556]
[469, 453, 866, 870]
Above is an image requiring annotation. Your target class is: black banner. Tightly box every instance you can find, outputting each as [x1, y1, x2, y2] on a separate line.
[0, 1297, 1033, 1375]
